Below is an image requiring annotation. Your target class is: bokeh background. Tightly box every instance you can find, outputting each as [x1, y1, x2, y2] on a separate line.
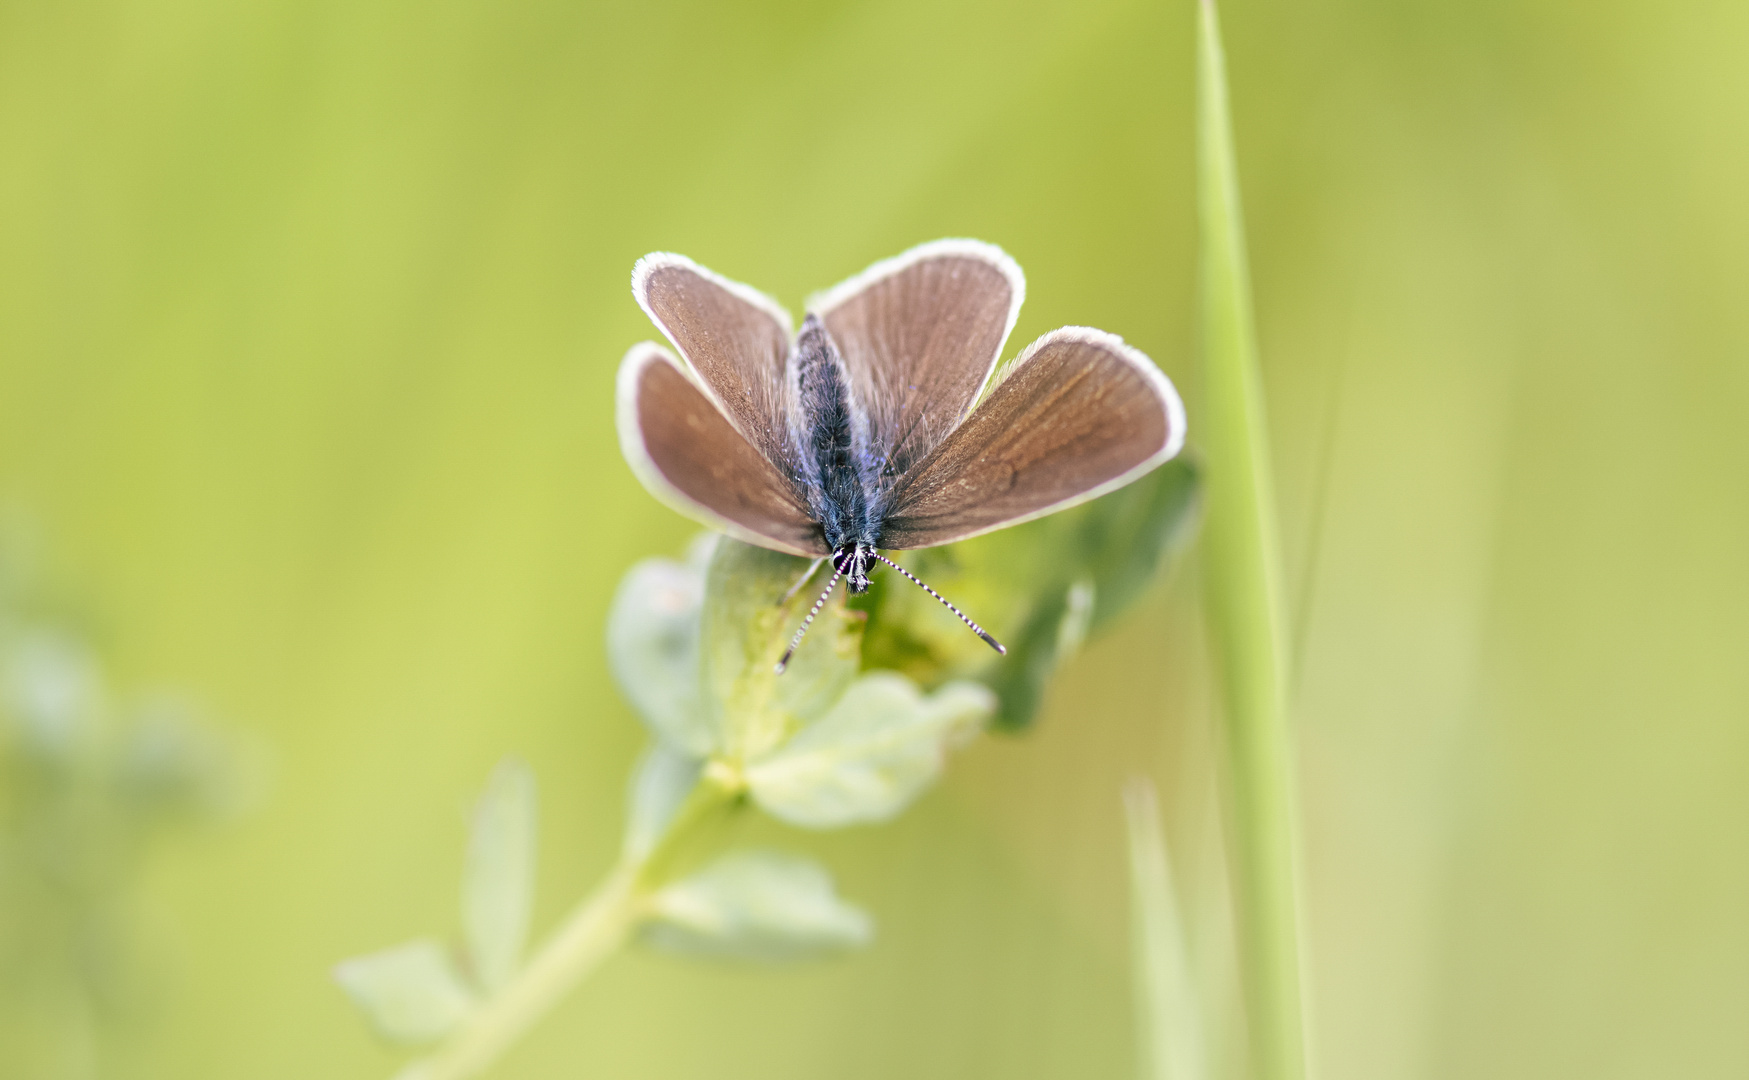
[2, 0, 1746, 1077]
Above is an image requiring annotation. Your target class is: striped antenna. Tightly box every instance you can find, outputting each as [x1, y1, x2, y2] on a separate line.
[873, 553, 1006, 655]
[775, 567, 844, 673]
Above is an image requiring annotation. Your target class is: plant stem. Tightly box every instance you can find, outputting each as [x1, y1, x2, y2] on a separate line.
[394, 864, 641, 1080]
[1194, 4, 1311, 1080]
[393, 780, 735, 1080]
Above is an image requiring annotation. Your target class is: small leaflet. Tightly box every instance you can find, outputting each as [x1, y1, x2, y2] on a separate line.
[642, 850, 873, 961]
[462, 758, 537, 994]
[333, 939, 477, 1045]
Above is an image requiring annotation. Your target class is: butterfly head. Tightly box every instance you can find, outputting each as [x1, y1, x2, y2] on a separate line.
[832, 541, 876, 594]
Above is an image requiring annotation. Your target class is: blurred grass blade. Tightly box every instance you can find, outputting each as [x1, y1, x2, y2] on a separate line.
[463, 758, 537, 994]
[1195, 3, 1310, 1080]
[1124, 778, 1207, 1080]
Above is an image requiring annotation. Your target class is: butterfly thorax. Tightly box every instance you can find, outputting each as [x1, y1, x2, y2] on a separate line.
[790, 314, 884, 591]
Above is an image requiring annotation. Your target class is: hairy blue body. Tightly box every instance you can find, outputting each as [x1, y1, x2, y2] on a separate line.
[772, 315, 1006, 671]
[790, 314, 882, 591]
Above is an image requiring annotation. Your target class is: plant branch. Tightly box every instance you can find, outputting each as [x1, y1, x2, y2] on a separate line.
[393, 779, 736, 1080]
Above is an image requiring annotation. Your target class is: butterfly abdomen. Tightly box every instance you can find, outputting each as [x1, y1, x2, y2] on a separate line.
[790, 314, 883, 553]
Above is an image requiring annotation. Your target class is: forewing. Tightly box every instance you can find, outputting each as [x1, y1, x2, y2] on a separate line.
[880, 328, 1186, 549]
[633, 253, 796, 469]
[618, 344, 827, 557]
[811, 239, 1024, 484]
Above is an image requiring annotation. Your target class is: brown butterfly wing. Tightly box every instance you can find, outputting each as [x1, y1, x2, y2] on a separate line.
[617, 343, 827, 557]
[812, 240, 1024, 483]
[879, 328, 1186, 549]
[634, 253, 796, 471]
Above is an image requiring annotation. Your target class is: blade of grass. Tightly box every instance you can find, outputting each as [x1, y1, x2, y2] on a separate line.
[1194, 4, 1311, 1080]
[1125, 778, 1209, 1080]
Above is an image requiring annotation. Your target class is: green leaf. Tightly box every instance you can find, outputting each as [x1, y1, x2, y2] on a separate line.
[745, 673, 993, 828]
[622, 741, 702, 859]
[606, 537, 715, 756]
[701, 540, 863, 762]
[857, 459, 1199, 730]
[1080, 456, 1202, 630]
[642, 850, 873, 961]
[462, 758, 537, 994]
[973, 579, 1090, 732]
[333, 939, 477, 1045]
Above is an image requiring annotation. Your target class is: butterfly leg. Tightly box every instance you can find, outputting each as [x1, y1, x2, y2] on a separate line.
[777, 555, 829, 606]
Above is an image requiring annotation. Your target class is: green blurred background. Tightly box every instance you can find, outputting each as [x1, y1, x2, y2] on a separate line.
[2, 0, 1746, 1076]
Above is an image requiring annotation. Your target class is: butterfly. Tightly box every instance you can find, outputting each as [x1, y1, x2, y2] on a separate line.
[617, 239, 1186, 671]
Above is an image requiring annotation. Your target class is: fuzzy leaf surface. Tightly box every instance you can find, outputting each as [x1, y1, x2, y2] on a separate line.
[745, 674, 993, 828]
